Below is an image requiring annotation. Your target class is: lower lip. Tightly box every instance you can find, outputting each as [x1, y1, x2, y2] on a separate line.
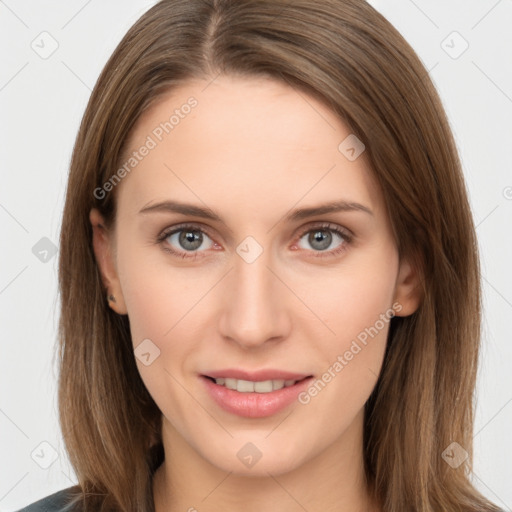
[201, 375, 314, 418]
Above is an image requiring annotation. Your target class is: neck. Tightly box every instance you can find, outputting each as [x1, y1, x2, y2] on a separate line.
[152, 410, 380, 512]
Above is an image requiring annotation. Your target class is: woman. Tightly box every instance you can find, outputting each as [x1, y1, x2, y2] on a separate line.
[17, 0, 504, 511]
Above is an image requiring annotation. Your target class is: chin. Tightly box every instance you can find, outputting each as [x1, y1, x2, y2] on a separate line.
[202, 436, 311, 477]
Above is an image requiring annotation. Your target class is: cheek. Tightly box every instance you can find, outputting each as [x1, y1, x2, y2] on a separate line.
[117, 249, 204, 421]
[117, 242, 201, 345]
[300, 247, 398, 346]
[117, 245, 216, 407]
[295, 245, 398, 402]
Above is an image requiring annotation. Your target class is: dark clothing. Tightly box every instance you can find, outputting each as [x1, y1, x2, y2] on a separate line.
[15, 487, 79, 512]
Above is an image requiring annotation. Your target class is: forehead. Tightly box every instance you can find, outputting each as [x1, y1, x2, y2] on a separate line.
[116, 75, 382, 220]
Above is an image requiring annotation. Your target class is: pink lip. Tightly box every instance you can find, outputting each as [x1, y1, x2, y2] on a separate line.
[201, 374, 314, 418]
[203, 368, 311, 381]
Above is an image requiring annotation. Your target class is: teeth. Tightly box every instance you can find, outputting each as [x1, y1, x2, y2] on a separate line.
[214, 377, 298, 393]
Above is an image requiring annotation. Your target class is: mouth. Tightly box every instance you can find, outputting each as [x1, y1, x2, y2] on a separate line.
[202, 375, 310, 393]
[200, 373, 314, 418]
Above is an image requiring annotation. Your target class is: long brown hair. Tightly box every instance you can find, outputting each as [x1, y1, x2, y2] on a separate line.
[57, 1, 502, 510]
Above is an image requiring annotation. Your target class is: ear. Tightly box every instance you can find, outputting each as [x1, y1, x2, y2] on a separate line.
[89, 208, 128, 315]
[392, 256, 423, 317]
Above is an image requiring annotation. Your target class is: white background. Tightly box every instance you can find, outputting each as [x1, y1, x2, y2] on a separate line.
[1, 1, 511, 510]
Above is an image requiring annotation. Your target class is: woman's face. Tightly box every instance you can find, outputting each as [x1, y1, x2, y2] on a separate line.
[91, 75, 419, 476]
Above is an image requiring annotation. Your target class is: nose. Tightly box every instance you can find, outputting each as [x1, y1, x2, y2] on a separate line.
[218, 248, 292, 349]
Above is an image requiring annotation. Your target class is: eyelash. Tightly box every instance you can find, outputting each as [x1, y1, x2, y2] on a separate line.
[155, 222, 353, 260]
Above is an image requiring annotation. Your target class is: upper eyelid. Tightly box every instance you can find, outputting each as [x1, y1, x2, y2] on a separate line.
[296, 222, 351, 238]
[159, 222, 216, 242]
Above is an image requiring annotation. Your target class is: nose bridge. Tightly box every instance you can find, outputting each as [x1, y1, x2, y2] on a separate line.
[219, 242, 290, 347]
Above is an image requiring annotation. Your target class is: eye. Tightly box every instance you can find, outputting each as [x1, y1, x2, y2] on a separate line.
[294, 223, 352, 258]
[157, 223, 218, 259]
[156, 222, 352, 260]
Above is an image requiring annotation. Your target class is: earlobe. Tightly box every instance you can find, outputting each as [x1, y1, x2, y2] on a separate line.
[393, 257, 423, 317]
[89, 208, 128, 315]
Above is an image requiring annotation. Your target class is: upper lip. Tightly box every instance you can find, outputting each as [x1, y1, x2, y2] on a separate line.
[202, 369, 312, 381]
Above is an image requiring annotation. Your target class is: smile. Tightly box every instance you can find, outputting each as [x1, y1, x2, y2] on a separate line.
[208, 377, 301, 393]
[201, 375, 314, 418]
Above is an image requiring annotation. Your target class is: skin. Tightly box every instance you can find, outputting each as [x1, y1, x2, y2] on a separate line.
[90, 75, 421, 512]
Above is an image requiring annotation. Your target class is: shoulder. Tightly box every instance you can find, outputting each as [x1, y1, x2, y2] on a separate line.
[14, 486, 82, 512]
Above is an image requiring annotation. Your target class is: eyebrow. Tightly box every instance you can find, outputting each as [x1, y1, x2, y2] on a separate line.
[138, 199, 373, 222]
